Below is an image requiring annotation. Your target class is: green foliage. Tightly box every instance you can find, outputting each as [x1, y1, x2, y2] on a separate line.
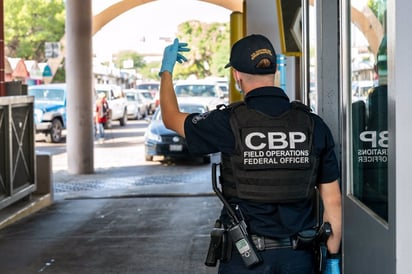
[4, 0, 228, 83]
[140, 61, 161, 81]
[112, 50, 146, 70]
[368, 0, 386, 25]
[173, 20, 230, 80]
[4, 0, 66, 61]
[52, 59, 66, 83]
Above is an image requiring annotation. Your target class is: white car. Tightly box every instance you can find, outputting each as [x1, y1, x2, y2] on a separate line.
[173, 79, 228, 111]
[94, 84, 128, 128]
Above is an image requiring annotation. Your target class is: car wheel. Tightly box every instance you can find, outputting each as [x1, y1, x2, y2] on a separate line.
[130, 112, 138, 120]
[45, 118, 63, 143]
[119, 110, 128, 126]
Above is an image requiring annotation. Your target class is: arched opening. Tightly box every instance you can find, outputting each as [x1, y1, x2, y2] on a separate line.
[92, 0, 243, 35]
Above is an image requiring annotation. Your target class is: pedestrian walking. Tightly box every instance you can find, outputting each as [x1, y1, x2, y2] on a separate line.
[95, 92, 109, 143]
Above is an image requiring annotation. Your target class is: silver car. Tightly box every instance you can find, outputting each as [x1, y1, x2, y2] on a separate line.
[124, 89, 148, 120]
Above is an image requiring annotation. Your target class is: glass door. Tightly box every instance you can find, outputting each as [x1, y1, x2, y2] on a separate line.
[343, 0, 394, 273]
[351, 0, 388, 222]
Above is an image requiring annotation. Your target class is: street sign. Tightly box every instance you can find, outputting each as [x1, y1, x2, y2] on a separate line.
[45, 42, 60, 58]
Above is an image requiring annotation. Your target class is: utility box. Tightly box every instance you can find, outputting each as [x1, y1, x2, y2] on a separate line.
[0, 95, 36, 210]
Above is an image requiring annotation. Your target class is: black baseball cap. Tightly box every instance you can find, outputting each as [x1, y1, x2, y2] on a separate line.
[225, 34, 277, 74]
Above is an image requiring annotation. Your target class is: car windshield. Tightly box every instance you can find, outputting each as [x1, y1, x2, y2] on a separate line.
[139, 92, 153, 99]
[175, 84, 216, 97]
[95, 89, 110, 99]
[219, 85, 228, 92]
[153, 104, 207, 121]
[28, 88, 65, 103]
[125, 93, 137, 101]
[137, 83, 159, 90]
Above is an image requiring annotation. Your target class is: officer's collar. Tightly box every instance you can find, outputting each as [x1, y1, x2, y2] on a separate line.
[244, 86, 289, 101]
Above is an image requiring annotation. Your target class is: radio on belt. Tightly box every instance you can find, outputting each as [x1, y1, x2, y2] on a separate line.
[211, 163, 262, 268]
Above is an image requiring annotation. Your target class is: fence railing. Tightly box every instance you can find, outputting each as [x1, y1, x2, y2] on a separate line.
[0, 95, 36, 210]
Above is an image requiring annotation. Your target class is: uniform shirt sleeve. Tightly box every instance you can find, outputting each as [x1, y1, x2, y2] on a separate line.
[184, 109, 235, 155]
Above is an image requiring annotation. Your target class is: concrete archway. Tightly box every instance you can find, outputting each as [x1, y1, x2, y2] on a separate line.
[49, 0, 384, 86]
[310, 0, 383, 55]
[49, 0, 242, 77]
[92, 0, 243, 35]
[350, 3, 383, 55]
[54, 0, 384, 87]
[93, 0, 382, 54]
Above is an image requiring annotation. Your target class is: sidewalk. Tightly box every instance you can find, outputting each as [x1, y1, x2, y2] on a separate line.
[0, 134, 222, 274]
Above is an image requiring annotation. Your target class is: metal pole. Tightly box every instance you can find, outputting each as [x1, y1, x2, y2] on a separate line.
[229, 11, 244, 104]
[301, 0, 310, 106]
[0, 0, 5, 96]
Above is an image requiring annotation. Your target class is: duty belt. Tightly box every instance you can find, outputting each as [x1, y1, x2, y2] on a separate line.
[251, 235, 292, 251]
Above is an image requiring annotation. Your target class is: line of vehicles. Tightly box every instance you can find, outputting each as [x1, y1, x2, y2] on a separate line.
[28, 78, 228, 164]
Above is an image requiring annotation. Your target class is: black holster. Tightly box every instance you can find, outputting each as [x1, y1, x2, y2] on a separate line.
[204, 219, 232, 267]
[292, 222, 332, 274]
[292, 229, 317, 250]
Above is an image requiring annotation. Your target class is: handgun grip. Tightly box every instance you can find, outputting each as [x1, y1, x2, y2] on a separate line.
[317, 222, 332, 242]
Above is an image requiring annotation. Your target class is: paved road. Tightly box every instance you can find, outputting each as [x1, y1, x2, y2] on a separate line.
[35, 120, 217, 198]
[0, 120, 223, 274]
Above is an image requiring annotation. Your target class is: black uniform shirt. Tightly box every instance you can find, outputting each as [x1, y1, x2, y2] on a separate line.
[184, 86, 339, 238]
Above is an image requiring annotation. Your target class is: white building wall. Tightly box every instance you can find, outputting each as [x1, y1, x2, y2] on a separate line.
[245, 0, 297, 100]
[391, 0, 412, 273]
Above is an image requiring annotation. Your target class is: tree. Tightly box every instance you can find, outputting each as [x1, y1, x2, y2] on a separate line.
[140, 61, 161, 80]
[112, 50, 146, 70]
[4, 0, 65, 61]
[173, 20, 230, 80]
[368, 0, 386, 25]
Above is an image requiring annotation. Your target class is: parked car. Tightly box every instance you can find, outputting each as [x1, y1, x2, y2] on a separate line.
[136, 81, 160, 111]
[173, 79, 228, 111]
[136, 81, 160, 97]
[218, 83, 229, 99]
[124, 89, 147, 120]
[352, 80, 374, 102]
[28, 83, 67, 143]
[137, 89, 156, 115]
[94, 84, 128, 128]
[144, 98, 211, 163]
[206, 77, 229, 99]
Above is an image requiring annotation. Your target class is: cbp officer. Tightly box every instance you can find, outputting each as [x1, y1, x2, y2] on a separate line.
[158, 34, 342, 274]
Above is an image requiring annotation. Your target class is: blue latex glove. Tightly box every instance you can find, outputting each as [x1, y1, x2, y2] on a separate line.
[159, 38, 190, 76]
[325, 258, 340, 274]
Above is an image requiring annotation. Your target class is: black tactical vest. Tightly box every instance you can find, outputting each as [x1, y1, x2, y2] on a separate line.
[221, 101, 319, 203]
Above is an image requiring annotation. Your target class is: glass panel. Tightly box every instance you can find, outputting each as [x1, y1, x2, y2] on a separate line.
[351, 0, 388, 221]
[309, 5, 317, 113]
